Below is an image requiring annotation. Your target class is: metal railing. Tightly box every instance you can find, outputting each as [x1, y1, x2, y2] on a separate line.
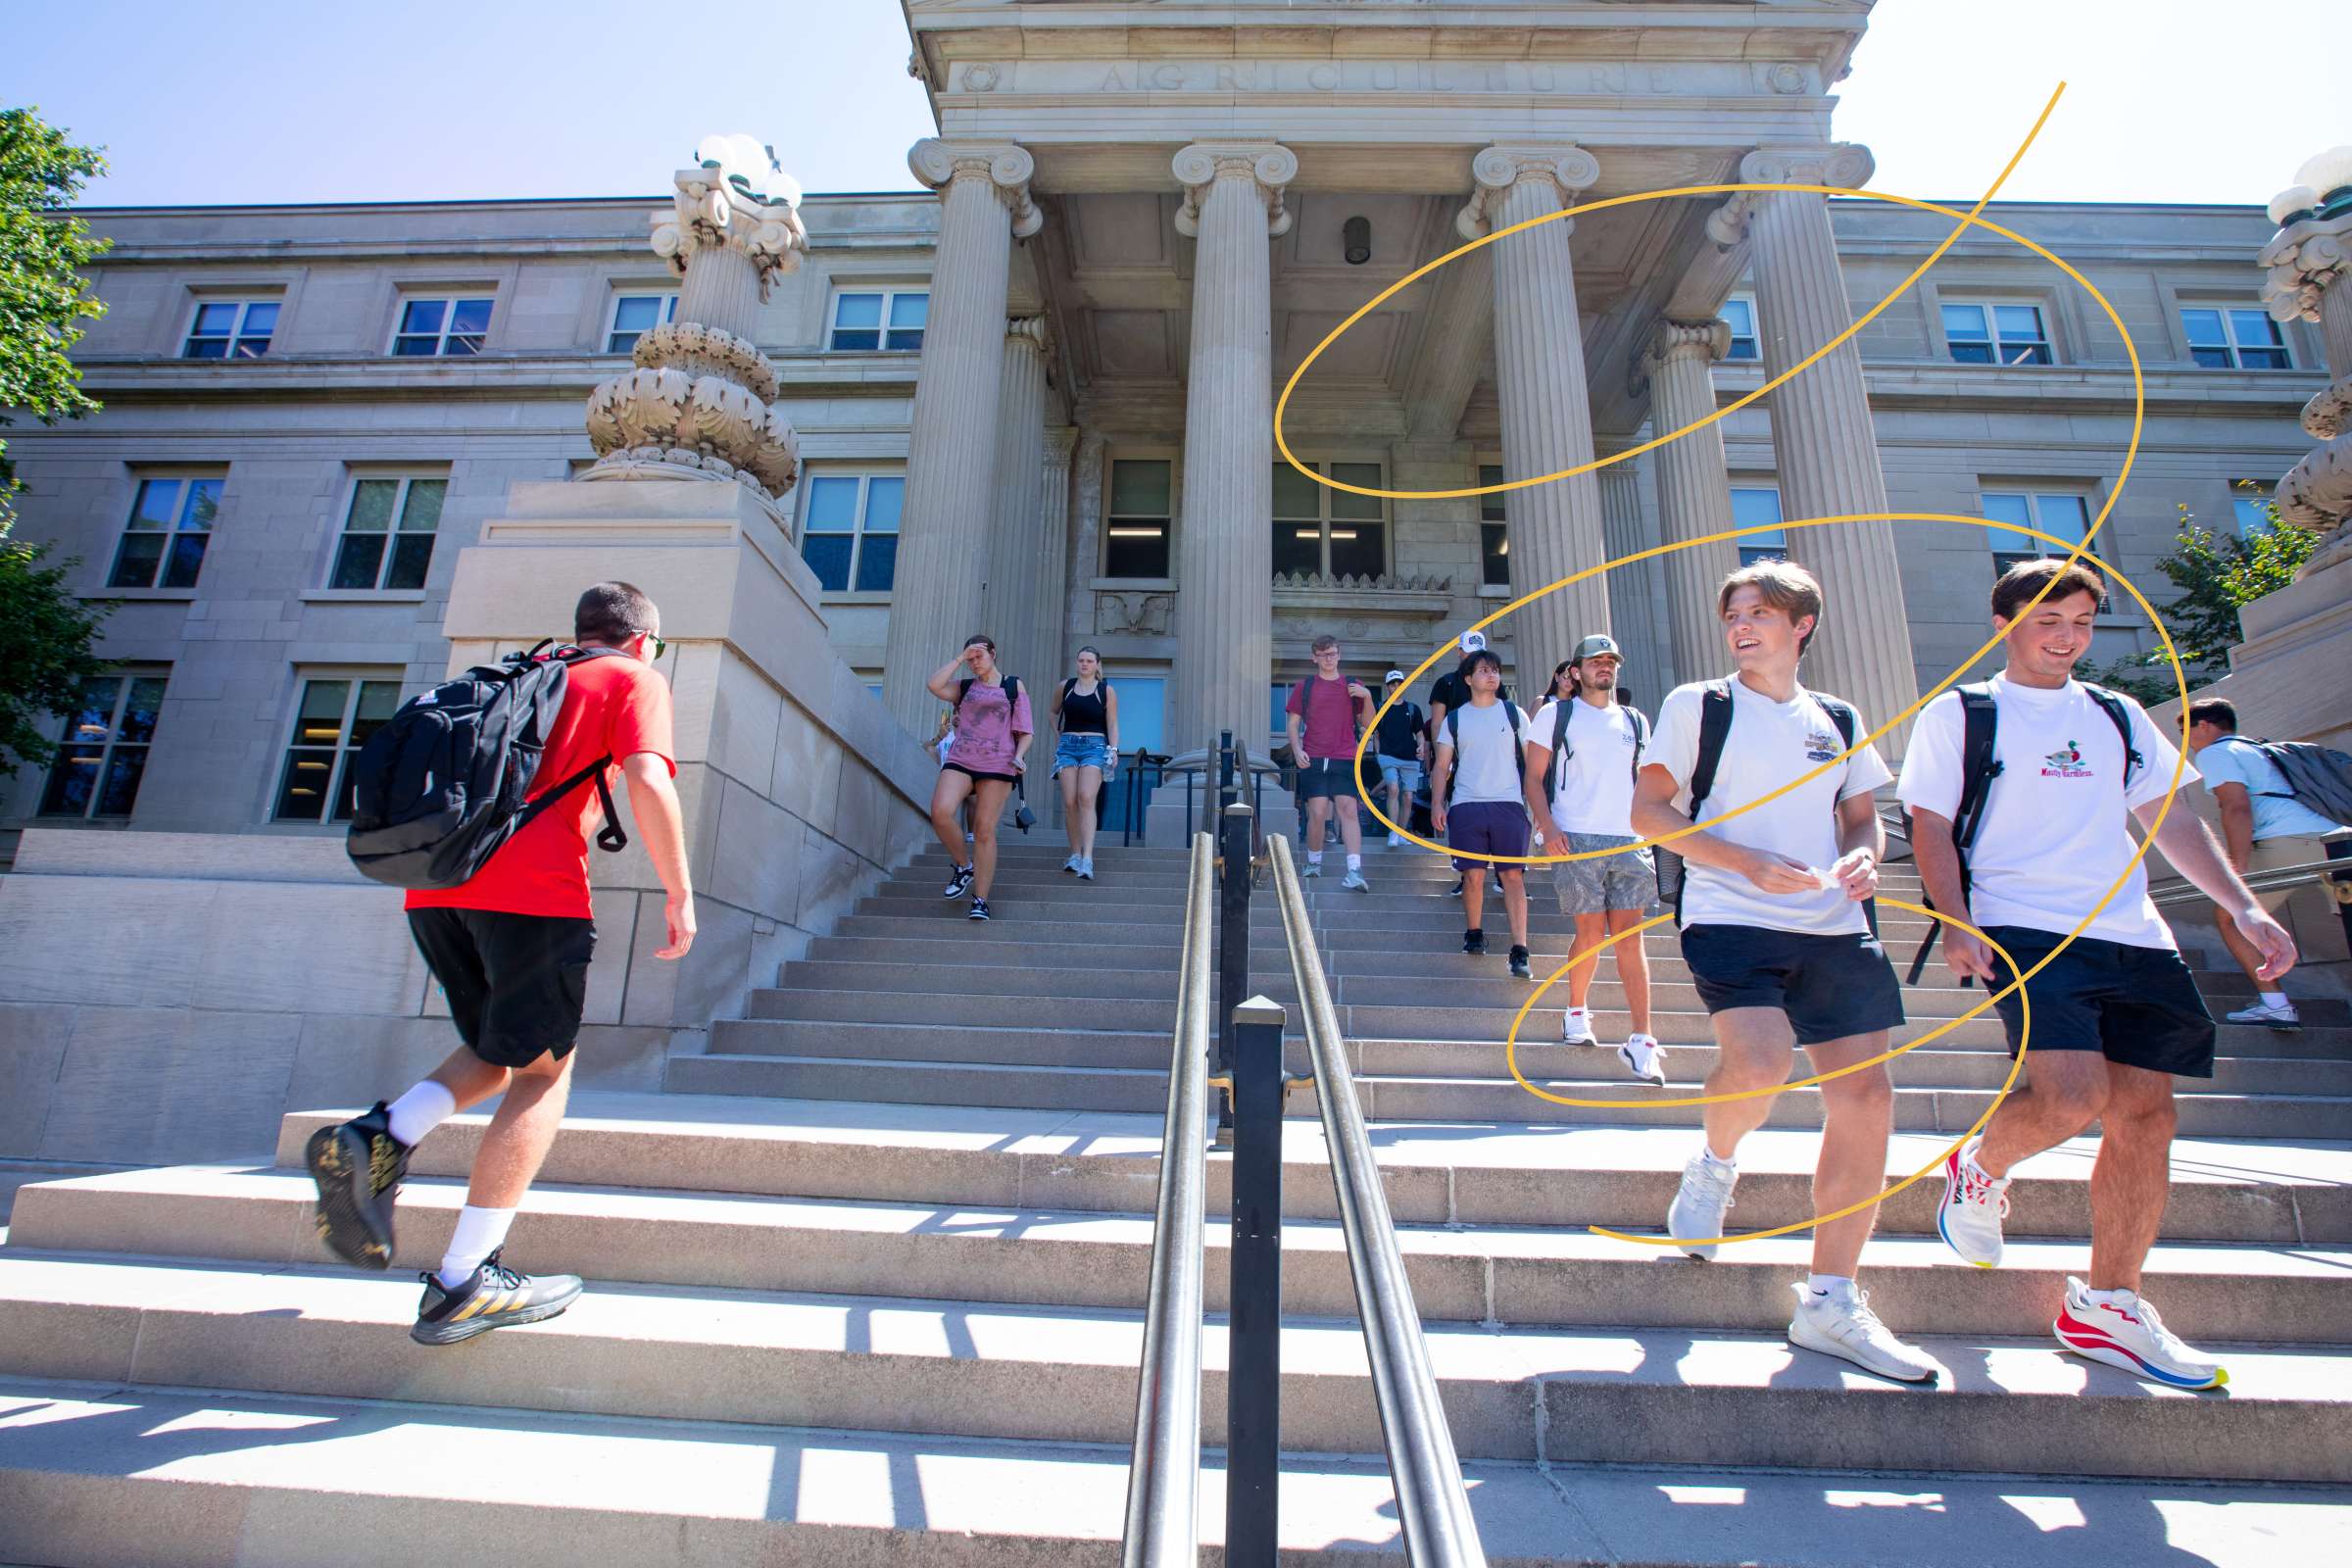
[1157, 746, 1283, 845]
[1265, 833, 1489, 1566]
[1119, 830, 1217, 1568]
[2152, 854, 2352, 907]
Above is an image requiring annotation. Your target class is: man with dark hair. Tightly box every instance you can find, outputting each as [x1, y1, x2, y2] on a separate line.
[1372, 669, 1428, 848]
[1286, 632, 1374, 889]
[1433, 647, 1535, 977]
[1903, 557, 2291, 1389]
[2184, 697, 2350, 1029]
[307, 581, 697, 1344]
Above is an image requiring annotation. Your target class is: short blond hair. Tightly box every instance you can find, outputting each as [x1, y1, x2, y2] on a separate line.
[1717, 561, 1824, 655]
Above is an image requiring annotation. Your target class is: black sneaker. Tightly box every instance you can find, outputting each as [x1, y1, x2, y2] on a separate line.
[305, 1102, 411, 1270]
[1462, 928, 1487, 956]
[968, 898, 993, 921]
[1448, 877, 1463, 899]
[1509, 945, 1533, 980]
[943, 863, 975, 900]
[410, 1248, 584, 1347]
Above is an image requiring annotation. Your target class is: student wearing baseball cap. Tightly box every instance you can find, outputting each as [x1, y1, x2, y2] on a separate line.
[1371, 669, 1428, 848]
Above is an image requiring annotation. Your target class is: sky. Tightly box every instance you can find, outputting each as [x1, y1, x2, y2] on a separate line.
[7, 0, 2347, 210]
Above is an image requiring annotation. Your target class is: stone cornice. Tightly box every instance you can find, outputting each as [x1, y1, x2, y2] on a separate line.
[1455, 144, 1599, 241]
[907, 138, 1044, 238]
[1171, 143, 1298, 238]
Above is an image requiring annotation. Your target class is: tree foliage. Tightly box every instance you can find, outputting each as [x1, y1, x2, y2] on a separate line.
[2091, 497, 2321, 705]
[0, 105, 112, 775]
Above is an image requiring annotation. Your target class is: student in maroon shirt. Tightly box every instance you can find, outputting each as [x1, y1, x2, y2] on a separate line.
[1286, 632, 1374, 890]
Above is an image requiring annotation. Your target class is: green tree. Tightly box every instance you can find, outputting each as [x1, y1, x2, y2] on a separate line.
[0, 105, 113, 776]
[2091, 495, 2320, 705]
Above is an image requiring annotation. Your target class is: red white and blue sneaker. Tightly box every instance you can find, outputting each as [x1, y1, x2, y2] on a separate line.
[1935, 1137, 2010, 1268]
[2053, 1276, 2227, 1390]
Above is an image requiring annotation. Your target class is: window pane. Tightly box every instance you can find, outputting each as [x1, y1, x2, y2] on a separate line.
[1105, 524, 1169, 579]
[182, 479, 221, 529]
[350, 682, 402, 749]
[888, 294, 928, 329]
[96, 747, 149, 817]
[1739, 545, 1788, 567]
[1479, 464, 1506, 523]
[1109, 460, 1171, 517]
[242, 303, 279, 333]
[2004, 342, 2052, 366]
[161, 532, 209, 589]
[1722, 298, 1755, 336]
[2036, 494, 2090, 547]
[1729, 487, 1783, 529]
[392, 334, 441, 357]
[2190, 345, 2233, 368]
[232, 334, 270, 358]
[1271, 461, 1322, 519]
[1481, 521, 1509, 587]
[834, 294, 883, 329]
[1948, 342, 1995, 365]
[119, 678, 168, 744]
[2180, 309, 2225, 345]
[399, 299, 447, 334]
[193, 303, 238, 335]
[132, 480, 181, 529]
[830, 328, 881, 351]
[803, 534, 853, 591]
[2233, 496, 2275, 538]
[884, 326, 925, 351]
[1942, 304, 1989, 340]
[2229, 311, 2278, 348]
[854, 534, 898, 593]
[2239, 347, 2289, 369]
[384, 532, 434, 590]
[348, 479, 398, 530]
[449, 299, 493, 335]
[806, 476, 861, 531]
[1980, 492, 2033, 525]
[1272, 523, 1321, 578]
[1994, 305, 2044, 338]
[39, 746, 104, 816]
[295, 681, 352, 745]
[63, 677, 122, 742]
[608, 331, 642, 354]
[1328, 518, 1385, 580]
[399, 479, 446, 532]
[613, 296, 662, 331]
[1329, 462, 1382, 520]
[109, 532, 165, 588]
[183, 337, 229, 360]
[275, 750, 336, 820]
[442, 333, 481, 356]
[862, 476, 904, 531]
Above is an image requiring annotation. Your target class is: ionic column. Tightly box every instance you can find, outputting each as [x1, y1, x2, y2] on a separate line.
[1458, 144, 1612, 680]
[1168, 142, 1296, 755]
[1594, 454, 1667, 696]
[881, 139, 1043, 734]
[1640, 317, 1744, 690]
[1066, 432, 1106, 643]
[982, 316, 1053, 687]
[1035, 425, 1078, 683]
[1734, 145, 1917, 749]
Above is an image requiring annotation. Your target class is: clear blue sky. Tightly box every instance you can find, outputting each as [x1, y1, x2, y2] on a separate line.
[10, 0, 2347, 209]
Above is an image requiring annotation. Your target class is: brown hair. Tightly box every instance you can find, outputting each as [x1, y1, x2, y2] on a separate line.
[1310, 633, 1340, 654]
[1991, 558, 2106, 623]
[1717, 561, 1824, 655]
[575, 581, 658, 645]
[2187, 698, 2237, 733]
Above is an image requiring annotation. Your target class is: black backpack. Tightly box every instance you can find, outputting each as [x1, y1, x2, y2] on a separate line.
[1540, 698, 1650, 808]
[960, 674, 1022, 715]
[346, 641, 629, 891]
[1901, 680, 2141, 984]
[1657, 681, 1863, 922]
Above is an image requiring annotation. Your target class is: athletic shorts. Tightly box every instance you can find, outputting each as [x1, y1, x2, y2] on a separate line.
[1296, 757, 1360, 802]
[1980, 925, 2216, 1078]
[408, 907, 597, 1069]
[944, 762, 1019, 785]
[1376, 756, 1424, 795]
[1446, 800, 1531, 872]
[1550, 831, 1658, 916]
[1681, 923, 1905, 1046]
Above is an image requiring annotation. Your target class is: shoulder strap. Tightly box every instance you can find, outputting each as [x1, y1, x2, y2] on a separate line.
[957, 676, 973, 708]
[1445, 704, 1459, 748]
[2080, 683, 2142, 788]
[1627, 705, 1650, 783]
[1688, 681, 1737, 817]
[1906, 684, 2001, 986]
[1815, 694, 1859, 751]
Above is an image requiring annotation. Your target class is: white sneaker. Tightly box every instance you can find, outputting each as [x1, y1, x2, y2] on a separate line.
[1936, 1137, 2010, 1268]
[1062, 855, 1082, 874]
[1388, 831, 1402, 848]
[1077, 857, 1095, 881]
[1617, 1033, 1667, 1087]
[2225, 999, 2300, 1030]
[2053, 1276, 2227, 1390]
[1666, 1153, 1738, 1260]
[1788, 1283, 1940, 1384]
[1302, 860, 1323, 879]
[1342, 869, 1370, 892]
[1560, 1007, 1598, 1046]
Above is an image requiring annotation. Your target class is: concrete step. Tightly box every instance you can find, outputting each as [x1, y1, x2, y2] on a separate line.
[7, 1378, 2339, 1568]
[0, 1255, 2342, 1483]
[268, 1098, 2352, 1244]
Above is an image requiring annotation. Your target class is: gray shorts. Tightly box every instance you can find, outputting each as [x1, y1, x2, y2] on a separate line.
[1550, 831, 1659, 916]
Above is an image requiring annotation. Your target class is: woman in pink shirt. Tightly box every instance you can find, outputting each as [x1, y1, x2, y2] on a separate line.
[925, 634, 1034, 921]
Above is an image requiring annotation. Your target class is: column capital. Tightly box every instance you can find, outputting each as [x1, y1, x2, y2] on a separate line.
[1006, 314, 1054, 359]
[908, 138, 1044, 238]
[1172, 143, 1298, 238]
[2259, 214, 2352, 324]
[1456, 144, 1600, 241]
[649, 164, 808, 295]
[1043, 425, 1079, 467]
[1738, 143, 1876, 192]
[1628, 318, 1731, 399]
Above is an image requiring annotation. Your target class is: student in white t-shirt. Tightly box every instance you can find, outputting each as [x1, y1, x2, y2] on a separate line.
[1522, 632, 1664, 1084]
[1630, 561, 1932, 1385]
[1901, 558, 2293, 1392]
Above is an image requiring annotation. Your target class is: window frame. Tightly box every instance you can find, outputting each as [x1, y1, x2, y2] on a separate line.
[1721, 294, 1761, 363]
[1979, 487, 2107, 608]
[37, 668, 169, 821]
[827, 287, 930, 353]
[107, 471, 224, 591]
[272, 672, 406, 825]
[797, 468, 906, 596]
[1940, 299, 2054, 367]
[387, 292, 497, 357]
[1273, 457, 1390, 582]
[2230, 480, 2279, 539]
[1729, 481, 1788, 567]
[2179, 305, 2292, 371]
[606, 290, 680, 354]
[327, 472, 449, 593]
[181, 298, 280, 360]
[1477, 462, 1511, 589]
[1102, 453, 1177, 581]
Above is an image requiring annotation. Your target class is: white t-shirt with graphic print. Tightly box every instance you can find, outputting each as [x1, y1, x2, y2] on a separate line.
[1648, 676, 1893, 936]
[1897, 675, 2190, 951]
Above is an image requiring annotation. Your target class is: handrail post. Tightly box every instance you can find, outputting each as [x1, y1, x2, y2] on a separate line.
[1217, 801, 1253, 1087]
[1218, 727, 1239, 809]
[1226, 994, 1288, 1568]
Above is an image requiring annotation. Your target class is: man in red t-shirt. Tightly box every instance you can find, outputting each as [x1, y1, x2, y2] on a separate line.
[1286, 632, 1374, 890]
[307, 581, 697, 1346]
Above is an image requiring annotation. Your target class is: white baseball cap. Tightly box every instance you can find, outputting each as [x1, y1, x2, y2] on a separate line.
[1384, 669, 1406, 684]
[1457, 630, 1488, 655]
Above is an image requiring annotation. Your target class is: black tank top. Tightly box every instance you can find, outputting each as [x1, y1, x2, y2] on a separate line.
[1061, 680, 1108, 734]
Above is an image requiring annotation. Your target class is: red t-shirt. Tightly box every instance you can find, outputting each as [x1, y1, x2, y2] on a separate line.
[406, 653, 677, 920]
[1286, 675, 1363, 761]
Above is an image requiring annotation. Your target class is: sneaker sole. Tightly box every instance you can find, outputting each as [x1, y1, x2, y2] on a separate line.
[2229, 1015, 2301, 1031]
[1935, 1152, 2001, 1270]
[305, 1126, 393, 1271]
[2054, 1310, 2227, 1390]
[1617, 1050, 1666, 1087]
[1787, 1313, 1939, 1385]
[412, 1284, 585, 1348]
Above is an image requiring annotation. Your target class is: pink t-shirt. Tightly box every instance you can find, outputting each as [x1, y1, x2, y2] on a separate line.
[1287, 675, 1363, 761]
[944, 679, 1034, 776]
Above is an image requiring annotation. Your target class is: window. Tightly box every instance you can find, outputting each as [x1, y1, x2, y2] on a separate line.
[1105, 459, 1173, 578]
[2231, 481, 2278, 539]
[800, 472, 904, 593]
[1943, 302, 2052, 366]
[1479, 464, 1510, 588]
[108, 475, 220, 589]
[1273, 460, 1386, 580]
[1721, 295, 1760, 362]
[1117, 677, 1167, 754]
[1730, 485, 1787, 566]
[330, 475, 446, 591]
[274, 676, 402, 822]
[183, 300, 278, 359]
[1981, 490, 2092, 578]
[2181, 307, 2290, 370]
[39, 672, 167, 819]
[829, 289, 928, 352]
[391, 295, 493, 356]
[607, 292, 678, 354]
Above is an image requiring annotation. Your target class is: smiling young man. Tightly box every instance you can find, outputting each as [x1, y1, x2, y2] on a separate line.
[1287, 633, 1375, 890]
[1432, 648, 1535, 977]
[1901, 559, 2294, 1390]
[1632, 562, 1929, 1383]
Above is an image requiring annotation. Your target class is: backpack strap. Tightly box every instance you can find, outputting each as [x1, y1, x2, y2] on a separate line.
[1907, 683, 2002, 985]
[1626, 706, 1650, 783]
[1805, 691, 1881, 940]
[2081, 682, 2142, 789]
[1543, 698, 1574, 806]
[1686, 681, 1738, 820]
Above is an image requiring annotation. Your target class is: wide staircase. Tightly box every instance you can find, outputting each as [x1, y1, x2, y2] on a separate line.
[2, 835, 2348, 1564]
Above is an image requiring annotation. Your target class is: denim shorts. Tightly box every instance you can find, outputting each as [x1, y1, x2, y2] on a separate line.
[1376, 755, 1424, 794]
[1054, 733, 1114, 777]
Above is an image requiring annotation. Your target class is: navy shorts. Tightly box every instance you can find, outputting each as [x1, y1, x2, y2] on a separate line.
[1446, 800, 1531, 873]
[1682, 923, 1905, 1046]
[409, 907, 596, 1068]
[1297, 757, 1360, 802]
[1980, 925, 2216, 1078]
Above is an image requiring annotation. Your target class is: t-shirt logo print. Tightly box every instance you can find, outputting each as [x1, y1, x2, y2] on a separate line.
[1803, 728, 1839, 763]
[2041, 740, 2093, 779]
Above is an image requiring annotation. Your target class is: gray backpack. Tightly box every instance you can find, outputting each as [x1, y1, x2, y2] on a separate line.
[2246, 739, 2352, 826]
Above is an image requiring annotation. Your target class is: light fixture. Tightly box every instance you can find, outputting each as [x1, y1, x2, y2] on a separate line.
[1107, 526, 1162, 538]
[1344, 215, 1371, 266]
[1329, 530, 1358, 541]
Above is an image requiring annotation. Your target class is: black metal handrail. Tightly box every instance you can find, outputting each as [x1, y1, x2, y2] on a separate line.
[1264, 834, 1489, 1565]
[1119, 830, 1217, 1568]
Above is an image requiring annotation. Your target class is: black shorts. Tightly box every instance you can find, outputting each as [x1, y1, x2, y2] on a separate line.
[408, 907, 597, 1068]
[1981, 925, 2216, 1078]
[1296, 757, 1359, 802]
[943, 763, 1019, 785]
[1682, 924, 1906, 1046]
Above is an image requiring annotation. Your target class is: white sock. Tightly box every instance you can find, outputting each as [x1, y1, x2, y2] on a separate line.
[437, 1205, 516, 1289]
[2082, 1284, 2135, 1307]
[2260, 991, 2290, 1008]
[1807, 1272, 1856, 1300]
[1346, 854, 1362, 872]
[1566, 1006, 1591, 1018]
[1307, 850, 1324, 866]
[385, 1081, 457, 1149]
[1699, 1146, 1737, 1173]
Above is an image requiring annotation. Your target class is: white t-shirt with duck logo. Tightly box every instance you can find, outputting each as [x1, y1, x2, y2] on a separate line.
[1896, 675, 2190, 951]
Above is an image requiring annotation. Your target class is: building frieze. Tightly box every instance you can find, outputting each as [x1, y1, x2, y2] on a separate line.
[930, 57, 1815, 102]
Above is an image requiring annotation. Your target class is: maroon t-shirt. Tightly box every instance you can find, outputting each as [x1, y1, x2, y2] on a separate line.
[1286, 675, 1362, 761]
